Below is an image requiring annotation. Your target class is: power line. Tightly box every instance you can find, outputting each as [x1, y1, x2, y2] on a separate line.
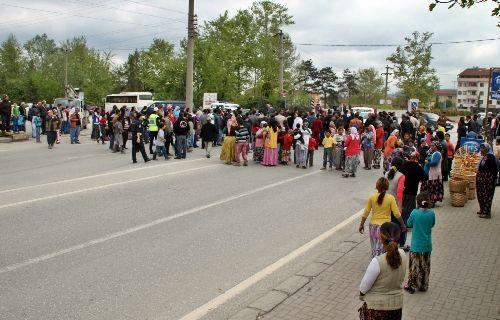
[122, 0, 187, 15]
[66, 0, 185, 24]
[0, 2, 162, 27]
[297, 37, 500, 47]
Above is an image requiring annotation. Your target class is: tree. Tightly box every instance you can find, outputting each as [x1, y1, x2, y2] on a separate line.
[387, 31, 439, 105]
[351, 68, 385, 105]
[429, 0, 499, 26]
[311, 67, 338, 108]
[339, 68, 358, 104]
[0, 34, 26, 99]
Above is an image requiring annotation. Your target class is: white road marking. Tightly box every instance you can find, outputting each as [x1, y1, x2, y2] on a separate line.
[179, 208, 364, 320]
[0, 158, 206, 194]
[0, 150, 7, 152]
[0, 170, 321, 274]
[0, 164, 218, 211]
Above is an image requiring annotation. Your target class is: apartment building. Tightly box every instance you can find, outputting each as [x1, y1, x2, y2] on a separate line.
[456, 67, 499, 110]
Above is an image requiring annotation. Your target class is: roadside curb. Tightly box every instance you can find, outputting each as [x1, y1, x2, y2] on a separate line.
[228, 225, 367, 320]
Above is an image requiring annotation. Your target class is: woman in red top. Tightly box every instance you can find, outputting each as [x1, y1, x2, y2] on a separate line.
[343, 127, 361, 178]
[311, 117, 323, 149]
[374, 121, 385, 169]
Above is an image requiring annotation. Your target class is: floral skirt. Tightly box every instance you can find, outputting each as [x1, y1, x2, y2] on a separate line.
[358, 302, 402, 320]
[420, 179, 444, 203]
[345, 155, 360, 174]
[253, 146, 264, 162]
[369, 224, 384, 257]
[262, 147, 278, 166]
[373, 149, 382, 167]
[282, 149, 291, 164]
[220, 136, 236, 163]
[407, 252, 431, 291]
[476, 171, 496, 216]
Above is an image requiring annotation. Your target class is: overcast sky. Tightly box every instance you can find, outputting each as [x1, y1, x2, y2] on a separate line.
[1, 0, 499, 92]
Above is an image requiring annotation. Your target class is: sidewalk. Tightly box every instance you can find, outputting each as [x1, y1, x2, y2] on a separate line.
[234, 190, 499, 320]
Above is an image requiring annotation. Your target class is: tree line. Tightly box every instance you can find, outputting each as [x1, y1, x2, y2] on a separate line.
[0, 1, 439, 108]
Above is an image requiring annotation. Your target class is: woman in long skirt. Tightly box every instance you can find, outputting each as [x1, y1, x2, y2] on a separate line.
[333, 127, 345, 170]
[476, 143, 498, 218]
[253, 121, 266, 162]
[220, 125, 236, 165]
[262, 120, 279, 166]
[421, 140, 444, 204]
[343, 127, 361, 178]
[359, 177, 406, 258]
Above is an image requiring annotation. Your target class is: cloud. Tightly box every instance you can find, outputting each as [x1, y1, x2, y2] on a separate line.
[0, 0, 498, 92]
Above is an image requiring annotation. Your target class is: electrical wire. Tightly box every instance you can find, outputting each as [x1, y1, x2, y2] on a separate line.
[0, 2, 161, 27]
[297, 37, 500, 47]
[122, 0, 187, 15]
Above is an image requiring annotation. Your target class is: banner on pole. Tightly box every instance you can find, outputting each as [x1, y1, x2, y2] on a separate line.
[490, 71, 500, 100]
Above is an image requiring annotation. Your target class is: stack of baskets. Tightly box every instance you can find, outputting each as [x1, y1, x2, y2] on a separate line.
[449, 147, 481, 207]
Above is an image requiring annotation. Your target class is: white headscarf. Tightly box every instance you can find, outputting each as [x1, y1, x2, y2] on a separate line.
[349, 126, 359, 140]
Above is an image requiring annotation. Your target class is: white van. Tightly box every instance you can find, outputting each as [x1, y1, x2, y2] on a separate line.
[210, 102, 240, 111]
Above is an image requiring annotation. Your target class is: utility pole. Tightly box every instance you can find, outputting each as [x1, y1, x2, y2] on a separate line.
[381, 65, 392, 105]
[278, 29, 284, 95]
[64, 48, 70, 98]
[185, 0, 195, 112]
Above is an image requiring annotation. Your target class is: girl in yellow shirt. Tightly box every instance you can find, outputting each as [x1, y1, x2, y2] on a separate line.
[359, 177, 406, 257]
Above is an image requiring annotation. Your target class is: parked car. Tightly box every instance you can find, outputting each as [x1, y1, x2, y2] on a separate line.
[146, 100, 186, 115]
[422, 112, 454, 132]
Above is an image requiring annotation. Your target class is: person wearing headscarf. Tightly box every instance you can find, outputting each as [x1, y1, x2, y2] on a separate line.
[333, 126, 346, 170]
[262, 119, 279, 166]
[476, 143, 498, 218]
[219, 116, 237, 165]
[383, 129, 399, 173]
[373, 121, 384, 169]
[361, 124, 376, 170]
[421, 140, 444, 206]
[343, 126, 361, 178]
[295, 121, 311, 169]
[253, 121, 267, 162]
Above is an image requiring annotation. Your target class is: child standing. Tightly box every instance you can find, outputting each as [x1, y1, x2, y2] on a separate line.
[307, 137, 317, 167]
[281, 129, 293, 165]
[153, 122, 168, 160]
[321, 131, 334, 170]
[405, 193, 436, 294]
[33, 113, 42, 143]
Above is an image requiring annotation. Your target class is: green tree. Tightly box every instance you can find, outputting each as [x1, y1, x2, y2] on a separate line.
[0, 34, 26, 99]
[311, 67, 338, 108]
[429, 0, 499, 26]
[351, 68, 385, 105]
[387, 31, 439, 105]
[339, 68, 358, 104]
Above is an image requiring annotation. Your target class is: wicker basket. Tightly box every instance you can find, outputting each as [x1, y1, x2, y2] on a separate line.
[450, 192, 468, 207]
[463, 172, 476, 182]
[449, 178, 468, 193]
[468, 180, 477, 190]
[468, 188, 476, 200]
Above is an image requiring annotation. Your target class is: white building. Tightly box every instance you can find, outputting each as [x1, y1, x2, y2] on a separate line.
[456, 67, 499, 111]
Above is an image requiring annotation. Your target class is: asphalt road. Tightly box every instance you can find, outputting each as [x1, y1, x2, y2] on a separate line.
[0, 130, 380, 320]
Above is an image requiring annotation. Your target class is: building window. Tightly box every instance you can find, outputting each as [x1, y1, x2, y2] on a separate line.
[458, 91, 461, 95]
[479, 100, 483, 105]
[471, 99, 476, 103]
[458, 99, 461, 103]
[471, 91, 477, 95]
[497, 101, 500, 105]
[480, 83, 484, 87]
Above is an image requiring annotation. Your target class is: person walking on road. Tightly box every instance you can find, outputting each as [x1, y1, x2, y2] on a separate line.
[358, 222, 407, 320]
[343, 127, 361, 178]
[46, 109, 60, 149]
[148, 107, 160, 154]
[476, 143, 498, 219]
[173, 113, 189, 159]
[321, 131, 334, 170]
[153, 122, 168, 160]
[253, 121, 266, 163]
[130, 113, 150, 163]
[112, 115, 124, 153]
[421, 140, 444, 206]
[404, 193, 435, 294]
[69, 108, 82, 144]
[200, 115, 218, 158]
[262, 119, 279, 167]
[234, 116, 250, 166]
[359, 177, 406, 257]
[0, 94, 12, 133]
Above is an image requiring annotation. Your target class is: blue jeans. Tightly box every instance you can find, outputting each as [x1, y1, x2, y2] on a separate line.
[12, 116, 19, 132]
[217, 129, 223, 145]
[155, 145, 167, 159]
[175, 135, 187, 158]
[70, 126, 80, 143]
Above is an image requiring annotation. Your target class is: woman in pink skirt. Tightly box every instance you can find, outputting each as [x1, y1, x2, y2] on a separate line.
[262, 119, 279, 166]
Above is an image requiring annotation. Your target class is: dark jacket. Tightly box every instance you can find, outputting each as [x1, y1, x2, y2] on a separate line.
[173, 117, 189, 136]
[478, 153, 498, 176]
[200, 122, 218, 142]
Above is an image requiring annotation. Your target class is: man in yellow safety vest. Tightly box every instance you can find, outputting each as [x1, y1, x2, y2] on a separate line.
[148, 107, 161, 154]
